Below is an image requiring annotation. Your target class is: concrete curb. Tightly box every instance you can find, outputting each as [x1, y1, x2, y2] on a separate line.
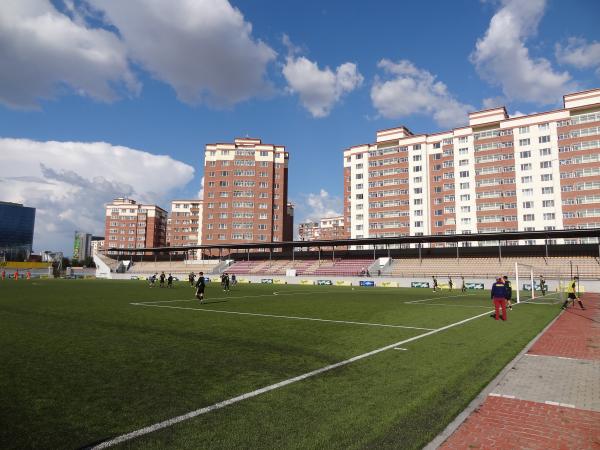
[423, 306, 565, 450]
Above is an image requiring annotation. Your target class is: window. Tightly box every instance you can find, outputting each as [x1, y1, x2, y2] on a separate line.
[542, 200, 554, 207]
[519, 150, 531, 158]
[356, 194, 363, 200]
[461, 206, 471, 213]
[415, 210, 424, 216]
[413, 144, 421, 150]
[520, 163, 532, 171]
[414, 198, 423, 205]
[460, 182, 470, 189]
[543, 213, 555, 220]
[459, 147, 469, 155]
[413, 165, 422, 172]
[414, 187, 422, 194]
[519, 126, 530, 134]
[538, 123, 549, 130]
[522, 188, 533, 196]
[521, 176, 533, 183]
[539, 148, 551, 156]
[541, 187, 554, 194]
[460, 194, 470, 201]
[538, 135, 551, 143]
[523, 214, 535, 221]
[414, 221, 423, 227]
[541, 174, 553, 182]
[355, 153, 362, 160]
[434, 209, 443, 216]
[414, 176, 422, 183]
[433, 142, 441, 149]
[460, 171, 469, 178]
[522, 201, 534, 209]
[540, 161, 552, 169]
[355, 173, 363, 179]
[413, 155, 421, 161]
[519, 138, 530, 146]
[459, 159, 469, 166]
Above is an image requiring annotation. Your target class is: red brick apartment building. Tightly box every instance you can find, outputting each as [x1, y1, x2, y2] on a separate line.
[166, 200, 203, 247]
[343, 88, 600, 246]
[299, 216, 346, 241]
[104, 198, 167, 253]
[201, 138, 293, 247]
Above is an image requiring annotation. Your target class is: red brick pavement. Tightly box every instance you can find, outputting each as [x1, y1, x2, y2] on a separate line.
[528, 293, 600, 361]
[439, 396, 600, 450]
[438, 294, 600, 449]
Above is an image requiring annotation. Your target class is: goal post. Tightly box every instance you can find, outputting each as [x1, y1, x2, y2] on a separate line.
[514, 262, 535, 303]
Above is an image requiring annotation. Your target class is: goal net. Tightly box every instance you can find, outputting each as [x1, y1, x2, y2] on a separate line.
[515, 262, 565, 304]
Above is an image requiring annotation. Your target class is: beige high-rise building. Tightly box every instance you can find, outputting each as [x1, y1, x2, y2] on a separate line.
[104, 198, 167, 253]
[343, 88, 600, 247]
[201, 138, 293, 248]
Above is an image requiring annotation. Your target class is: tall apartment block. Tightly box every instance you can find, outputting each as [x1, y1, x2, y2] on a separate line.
[104, 197, 167, 253]
[166, 199, 203, 258]
[343, 88, 600, 246]
[202, 138, 293, 245]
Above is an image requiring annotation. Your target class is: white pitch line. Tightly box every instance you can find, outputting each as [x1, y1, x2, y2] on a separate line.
[92, 308, 494, 449]
[404, 293, 475, 304]
[130, 303, 435, 331]
[405, 303, 491, 309]
[393, 347, 408, 351]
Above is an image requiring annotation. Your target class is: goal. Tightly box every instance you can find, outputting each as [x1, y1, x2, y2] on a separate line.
[514, 262, 535, 303]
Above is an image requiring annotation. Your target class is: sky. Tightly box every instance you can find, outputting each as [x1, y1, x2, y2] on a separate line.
[0, 0, 599, 255]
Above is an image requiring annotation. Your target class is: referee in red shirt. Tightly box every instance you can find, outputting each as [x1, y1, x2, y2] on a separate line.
[491, 277, 509, 321]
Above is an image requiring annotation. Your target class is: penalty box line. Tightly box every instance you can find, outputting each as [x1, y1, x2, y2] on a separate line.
[404, 293, 476, 304]
[130, 302, 435, 331]
[92, 308, 494, 449]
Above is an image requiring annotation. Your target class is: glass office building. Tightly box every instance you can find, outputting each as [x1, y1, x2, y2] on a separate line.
[0, 202, 36, 260]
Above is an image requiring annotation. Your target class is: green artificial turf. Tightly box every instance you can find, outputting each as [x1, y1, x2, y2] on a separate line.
[0, 279, 560, 449]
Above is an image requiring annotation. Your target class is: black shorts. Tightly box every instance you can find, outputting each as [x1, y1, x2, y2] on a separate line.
[196, 286, 205, 293]
[568, 293, 576, 299]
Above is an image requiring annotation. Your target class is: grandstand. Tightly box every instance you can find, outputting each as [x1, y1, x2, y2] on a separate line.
[382, 256, 600, 279]
[98, 229, 600, 283]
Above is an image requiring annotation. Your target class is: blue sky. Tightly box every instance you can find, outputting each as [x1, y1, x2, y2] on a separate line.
[0, 0, 599, 254]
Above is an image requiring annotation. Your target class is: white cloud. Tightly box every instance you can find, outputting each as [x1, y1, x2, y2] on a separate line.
[555, 37, 600, 73]
[471, 0, 575, 105]
[371, 59, 473, 128]
[291, 189, 343, 239]
[292, 189, 342, 224]
[89, 0, 276, 107]
[0, 138, 194, 254]
[0, 0, 139, 109]
[282, 51, 363, 117]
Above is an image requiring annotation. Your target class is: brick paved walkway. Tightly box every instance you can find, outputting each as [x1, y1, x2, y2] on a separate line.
[437, 294, 600, 450]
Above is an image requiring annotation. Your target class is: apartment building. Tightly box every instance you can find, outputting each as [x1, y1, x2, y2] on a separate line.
[166, 200, 203, 247]
[104, 198, 167, 253]
[299, 216, 346, 241]
[202, 138, 293, 246]
[343, 88, 600, 246]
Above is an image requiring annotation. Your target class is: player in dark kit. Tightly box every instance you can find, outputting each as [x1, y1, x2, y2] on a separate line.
[539, 275, 547, 296]
[195, 272, 206, 302]
[461, 276, 466, 293]
[448, 277, 453, 291]
[491, 277, 508, 321]
[432, 276, 438, 292]
[167, 273, 173, 288]
[503, 275, 513, 310]
[189, 272, 195, 287]
[221, 272, 230, 292]
[159, 272, 166, 288]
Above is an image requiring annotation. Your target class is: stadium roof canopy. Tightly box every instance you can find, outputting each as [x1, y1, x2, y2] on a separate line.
[107, 228, 600, 253]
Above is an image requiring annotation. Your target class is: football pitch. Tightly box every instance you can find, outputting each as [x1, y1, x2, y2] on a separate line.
[1, 279, 562, 449]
